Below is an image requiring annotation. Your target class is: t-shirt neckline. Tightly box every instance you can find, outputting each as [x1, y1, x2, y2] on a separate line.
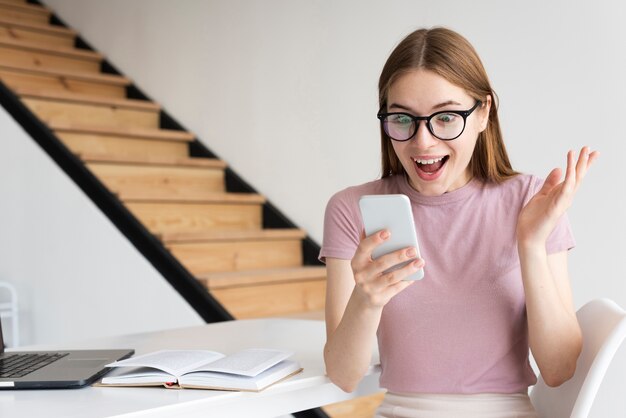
[396, 173, 481, 206]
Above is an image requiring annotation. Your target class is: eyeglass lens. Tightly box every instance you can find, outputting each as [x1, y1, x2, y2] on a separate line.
[383, 112, 466, 141]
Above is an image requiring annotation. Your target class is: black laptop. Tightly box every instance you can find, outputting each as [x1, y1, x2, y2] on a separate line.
[0, 320, 133, 389]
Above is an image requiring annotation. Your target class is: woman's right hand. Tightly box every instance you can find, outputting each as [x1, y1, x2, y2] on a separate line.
[323, 231, 424, 392]
[351, 229, 425, 308]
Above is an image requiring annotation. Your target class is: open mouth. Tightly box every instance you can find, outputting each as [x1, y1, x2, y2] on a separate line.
[412, 155, 449, 179]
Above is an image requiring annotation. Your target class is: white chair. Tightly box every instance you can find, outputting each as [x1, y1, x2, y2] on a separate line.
[530, 298, 626, 418]
[0, 281, 19, 347]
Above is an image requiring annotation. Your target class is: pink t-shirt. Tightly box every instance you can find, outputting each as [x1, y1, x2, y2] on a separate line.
[320, 174, 575, 394]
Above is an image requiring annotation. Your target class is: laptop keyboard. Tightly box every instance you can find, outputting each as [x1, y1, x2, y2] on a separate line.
[0, 353, 69, 378]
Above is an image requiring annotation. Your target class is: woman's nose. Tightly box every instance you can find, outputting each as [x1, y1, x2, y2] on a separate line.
[413, 120, 439, 148]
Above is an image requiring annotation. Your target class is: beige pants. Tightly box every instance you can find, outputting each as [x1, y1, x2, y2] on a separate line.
[375, 392, 538, 418]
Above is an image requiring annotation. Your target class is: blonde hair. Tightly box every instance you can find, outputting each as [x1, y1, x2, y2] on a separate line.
[378, 27, 517, 183]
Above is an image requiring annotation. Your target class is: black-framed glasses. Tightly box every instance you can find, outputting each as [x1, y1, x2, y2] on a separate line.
[377, 100, 482, 141]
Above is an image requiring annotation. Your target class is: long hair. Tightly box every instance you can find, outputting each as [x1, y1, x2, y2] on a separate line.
[378, 27, 517, 183]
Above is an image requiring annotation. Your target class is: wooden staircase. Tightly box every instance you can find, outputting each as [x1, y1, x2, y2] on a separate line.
[0, 0, 326, 321]
[0, 1, 382, 416]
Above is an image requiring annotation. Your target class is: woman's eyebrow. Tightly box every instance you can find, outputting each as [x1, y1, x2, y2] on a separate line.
[388, 100, 463, 113]
[432, 100, 463, 110]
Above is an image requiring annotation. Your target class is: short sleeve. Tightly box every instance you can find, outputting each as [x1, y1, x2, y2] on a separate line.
[524, 176, 576, 254]
[318, 189, 362, 263]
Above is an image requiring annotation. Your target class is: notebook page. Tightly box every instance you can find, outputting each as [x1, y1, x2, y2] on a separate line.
[101, 367, 174, 385]
[195, 349, 293, 377]
[106, 350, 224, 376]
[181, 360, 301, 391]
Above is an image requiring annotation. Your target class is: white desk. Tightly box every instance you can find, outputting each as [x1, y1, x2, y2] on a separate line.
[0, 319, 382, 417]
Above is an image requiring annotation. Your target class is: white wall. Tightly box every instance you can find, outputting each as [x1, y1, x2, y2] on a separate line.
[0, 106, 203, 346]
[40, 0, 626, 309]
[7, 0, 626, 414]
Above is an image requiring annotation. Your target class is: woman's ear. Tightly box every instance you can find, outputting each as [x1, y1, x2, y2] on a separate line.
[479, 95, 492, 132]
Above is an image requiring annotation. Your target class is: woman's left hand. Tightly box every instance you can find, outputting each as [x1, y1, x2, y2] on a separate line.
[517, 146, 599, 248]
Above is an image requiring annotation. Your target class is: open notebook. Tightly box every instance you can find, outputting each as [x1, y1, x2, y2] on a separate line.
[97, 348, 302, 392]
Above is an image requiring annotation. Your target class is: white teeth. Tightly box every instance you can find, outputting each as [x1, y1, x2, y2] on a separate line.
[413, 156, 445, 165]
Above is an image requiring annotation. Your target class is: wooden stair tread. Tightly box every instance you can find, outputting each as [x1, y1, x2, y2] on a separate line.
[49, 121, 194, 142]
[0, 1, 50, 15]
[15, 86, 160, 110]
[119, 191, 266, 204]
[79, 152, 226, 168]
[198, 266, 327, 289]
[0, 16, 76, 36]
[0, 62, 130, 85]
[160, 228, 306, 244]
[0, 37, 102, 60]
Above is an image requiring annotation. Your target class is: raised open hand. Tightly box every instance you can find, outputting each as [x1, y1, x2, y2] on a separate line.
[517, 146, 599, 248]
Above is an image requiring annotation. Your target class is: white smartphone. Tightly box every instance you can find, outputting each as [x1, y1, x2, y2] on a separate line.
[358, 194, 424, 281]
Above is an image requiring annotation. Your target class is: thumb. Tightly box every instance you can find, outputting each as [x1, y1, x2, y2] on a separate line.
[538, 168, 562, 195]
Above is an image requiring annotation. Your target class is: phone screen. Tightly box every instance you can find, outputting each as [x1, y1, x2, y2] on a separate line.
[359, 194, 424, 281]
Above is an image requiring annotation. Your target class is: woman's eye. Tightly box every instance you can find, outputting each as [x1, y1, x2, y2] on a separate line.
[435, 113, 457, 123]
[390, 114, 413, 125]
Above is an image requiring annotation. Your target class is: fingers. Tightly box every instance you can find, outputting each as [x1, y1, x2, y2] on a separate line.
[550, 146, 598, 191]
[576, 146, 600, 178]
[541, 167, 562, 194]
[561, 149, 576, 195]
[574, 147, 590, 188]
[550, 146, 597, 210]
[572, 146, 599, 191]
[587, 150, 600, 168]
[575, 147, 588, 178]
[351, 233, 424, 307]
[375, 258, 425, 297]
[377, 245, 420, 272]
[379, 259, 425, 297]
[354, 229, 417, 266]
[352, 229, 423, 286]
[352, 229, 389, 267]
[363, 243, 420, 280]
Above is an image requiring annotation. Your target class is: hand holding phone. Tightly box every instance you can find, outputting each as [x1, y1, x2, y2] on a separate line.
[359, 194, 424, 281]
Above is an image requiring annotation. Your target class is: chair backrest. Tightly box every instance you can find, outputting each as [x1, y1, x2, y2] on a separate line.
[530, 298, 626, 418]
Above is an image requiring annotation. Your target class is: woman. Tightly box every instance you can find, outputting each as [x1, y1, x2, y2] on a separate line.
[320, 27, 598, 417]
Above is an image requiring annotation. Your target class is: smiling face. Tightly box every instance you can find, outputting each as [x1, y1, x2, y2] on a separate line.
[386, 69, 491, 196]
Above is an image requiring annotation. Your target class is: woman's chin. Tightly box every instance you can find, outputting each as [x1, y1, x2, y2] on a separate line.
[407, 171, 473, 196]
[407, 176, 449, 196]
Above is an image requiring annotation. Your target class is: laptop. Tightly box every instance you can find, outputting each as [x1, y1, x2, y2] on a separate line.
[0, 319, 134, 389]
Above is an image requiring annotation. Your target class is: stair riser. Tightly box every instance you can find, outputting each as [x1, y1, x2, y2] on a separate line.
[202, 266, 325, 289]
[56, 132, 189, 159]
[0, 25, 74, 48]
[22, 97, 159, 129]
[0, 7, 49, 25]
[0, 69, 125, 97]
[125, 202, 262, 234]
[169, 239, 303, 274]
[0, 45, 100, 72]
[87, 163, 225, 196]
[211, 280, 326, 319]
